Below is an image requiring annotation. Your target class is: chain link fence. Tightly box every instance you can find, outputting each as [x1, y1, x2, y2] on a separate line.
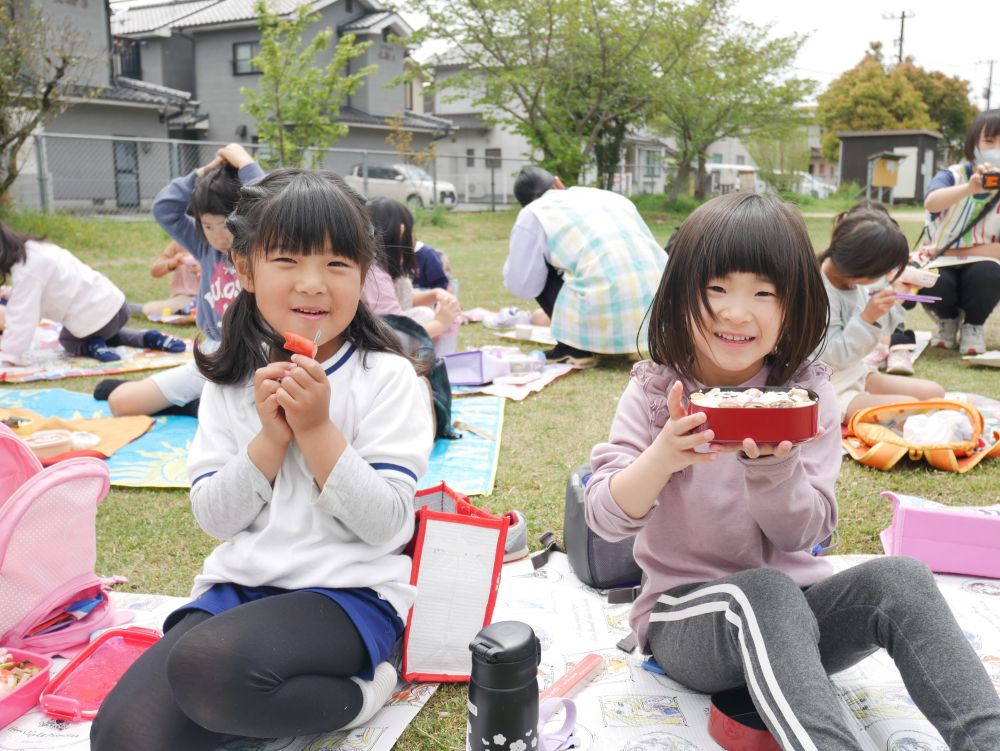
[9, 133, 669, 217]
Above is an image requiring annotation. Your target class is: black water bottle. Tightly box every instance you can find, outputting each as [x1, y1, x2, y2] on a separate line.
[467, 621, 541, 751]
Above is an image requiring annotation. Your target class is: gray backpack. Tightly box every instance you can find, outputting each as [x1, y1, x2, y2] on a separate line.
[563, 463, 642, 589]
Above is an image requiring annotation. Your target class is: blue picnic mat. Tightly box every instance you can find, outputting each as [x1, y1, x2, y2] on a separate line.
[0, 388, 194, 488]
[0, 389, 504, 495]
[420, 395, 505, 496]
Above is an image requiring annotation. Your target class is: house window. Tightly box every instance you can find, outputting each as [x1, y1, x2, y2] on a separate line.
[711, 153, 723, 164]
[114, 38, 142, 79]
[466, 149, 475, 167]
[735, 155, 745, 165]
[232, 41, 261, 75]
[485, 148, 501, 169]
[643, 151, 660, 178]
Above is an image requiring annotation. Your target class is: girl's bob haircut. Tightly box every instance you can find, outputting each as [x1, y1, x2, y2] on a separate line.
[648, 192, 829, 387]
[965, 108, 1000, 163]
[195, 168, 404, 384]
[818, 204, 909, 281]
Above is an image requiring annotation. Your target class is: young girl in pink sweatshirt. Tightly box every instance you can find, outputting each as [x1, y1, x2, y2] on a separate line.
[586, 192, 1000, 749]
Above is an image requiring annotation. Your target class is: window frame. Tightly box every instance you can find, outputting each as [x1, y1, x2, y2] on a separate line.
[232, 41, 261, 76]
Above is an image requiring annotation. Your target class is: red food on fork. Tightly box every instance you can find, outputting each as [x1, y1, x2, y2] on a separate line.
[282, 331, 317, 358]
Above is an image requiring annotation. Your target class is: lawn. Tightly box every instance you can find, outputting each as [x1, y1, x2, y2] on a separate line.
[2, 203, 998, 749]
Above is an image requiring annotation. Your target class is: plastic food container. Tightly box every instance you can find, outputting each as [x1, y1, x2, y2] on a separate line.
[39, 627, 160, 722]
[0, 647, 53, 729]
[687, 387, 819, 444]
[708, 687, 780, 751]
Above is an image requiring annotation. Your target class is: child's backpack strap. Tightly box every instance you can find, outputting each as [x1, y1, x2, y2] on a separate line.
[843, 399, 1000, 473]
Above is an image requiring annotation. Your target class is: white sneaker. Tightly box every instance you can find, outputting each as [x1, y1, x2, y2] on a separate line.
[483, 307, 533, 330]
[959, 324, 986, 355]
[930, 317, 960, 349]
[884, 346, 914, 375]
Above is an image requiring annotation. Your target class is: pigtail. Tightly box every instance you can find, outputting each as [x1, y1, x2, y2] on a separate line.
[195, 290, 282, 385]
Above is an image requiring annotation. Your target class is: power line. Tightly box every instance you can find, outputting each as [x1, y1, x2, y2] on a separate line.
[882, 10, 915, 64]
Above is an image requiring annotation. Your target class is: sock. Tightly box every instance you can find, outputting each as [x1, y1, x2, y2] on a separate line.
[343, 662, 397, 730]
[143, 330, 186, 353]
[85, 338, 121, 362]
[94, 378, 127, 401]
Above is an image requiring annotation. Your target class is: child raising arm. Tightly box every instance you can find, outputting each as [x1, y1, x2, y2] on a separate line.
[586, 193, 1000, 749]
[91, 170, 434, 750]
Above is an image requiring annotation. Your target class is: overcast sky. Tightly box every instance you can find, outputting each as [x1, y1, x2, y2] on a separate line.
[736, 0, 994, 107]
[406, 0, 996, 110]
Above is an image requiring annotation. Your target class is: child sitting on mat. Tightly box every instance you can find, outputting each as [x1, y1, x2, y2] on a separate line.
[0, 221, 184, 366]
[90, 169, 433, 750]
[817, 202, 944, 422]
[585, 192, 1000, 749]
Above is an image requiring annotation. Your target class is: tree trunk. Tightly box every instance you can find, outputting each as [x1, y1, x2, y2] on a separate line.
[693, 155, 708, 200]
[668, 160, 692, 202]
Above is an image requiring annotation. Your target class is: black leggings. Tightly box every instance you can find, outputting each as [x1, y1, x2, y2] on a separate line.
[922, 262, 1000, 326]
[535, 263, 564, 319]
[90, 592, 368, 751]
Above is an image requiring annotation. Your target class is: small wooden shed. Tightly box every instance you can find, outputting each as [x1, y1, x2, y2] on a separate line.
[836, 129, 942, 204]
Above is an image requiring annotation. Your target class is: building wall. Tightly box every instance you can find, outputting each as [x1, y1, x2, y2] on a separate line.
[192, 25, 265, 143]
[161, 34, 196, 93]
[39, 104, 176, 208]
[140, 38, 164, 86]
[33, 0, 112, 88]
[839, 134, 939, 203]
[350, 36, 406, 116]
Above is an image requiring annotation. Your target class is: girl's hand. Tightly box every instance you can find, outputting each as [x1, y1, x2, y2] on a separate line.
[273, 354, 332, 435]
[216, 143, 255, 170]
[253, 362, 294, 446]
[195, 154, 225, 178]
[652, 381, 719, 475]
[861, 287, 897, 324]
[433, 291, 461, 327]
[734, 425, 826, 460]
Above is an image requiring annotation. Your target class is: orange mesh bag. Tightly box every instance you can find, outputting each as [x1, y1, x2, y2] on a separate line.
[843, 399, 1000, 473]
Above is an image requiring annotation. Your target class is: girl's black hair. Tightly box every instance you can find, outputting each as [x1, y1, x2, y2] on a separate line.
[648, 192, 829, 387]
[818, 203, 909, 281]
[367, 196, 418, 280]
[195, 169, 405, 385]
[965, 109, 1000, 163]
[188, 165, 242, 244]
[0, 221, 29, 284]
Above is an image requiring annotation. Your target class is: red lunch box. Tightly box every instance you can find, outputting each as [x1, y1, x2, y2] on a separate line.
[687, 387, 819, 444]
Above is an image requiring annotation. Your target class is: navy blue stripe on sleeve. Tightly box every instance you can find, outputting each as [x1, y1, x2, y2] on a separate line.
[369, 462, 418, 481]
[192, 471, 217, 487]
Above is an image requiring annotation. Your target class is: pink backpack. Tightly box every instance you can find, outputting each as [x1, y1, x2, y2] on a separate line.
[0, 423, 130, 656]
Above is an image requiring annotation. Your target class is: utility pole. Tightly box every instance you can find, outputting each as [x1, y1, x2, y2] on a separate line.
[882, 10, 915, 64]
[980, 59, 996, 110]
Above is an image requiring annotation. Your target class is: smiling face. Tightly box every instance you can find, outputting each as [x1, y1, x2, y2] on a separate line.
[237, 246, 363, 362]
[691, 272, 782, 386]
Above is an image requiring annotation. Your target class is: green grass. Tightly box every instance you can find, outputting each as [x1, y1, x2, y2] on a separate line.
[3, 207, 999, 749]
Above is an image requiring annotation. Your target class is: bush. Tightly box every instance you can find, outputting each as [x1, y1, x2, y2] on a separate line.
[413, 204, 456, 229]
[629, 193, 669, 213]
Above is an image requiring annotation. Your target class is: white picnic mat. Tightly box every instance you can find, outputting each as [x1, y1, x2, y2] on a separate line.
[492, 552, 1000, 750]
[0, 592, 437, 751]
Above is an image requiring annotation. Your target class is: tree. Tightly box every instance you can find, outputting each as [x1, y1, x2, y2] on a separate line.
[815, 46, 932, 162]
[745, 125, 812, 193]
[897, 60, 977, 156]
[404, 0, 714, 185]
[0, 0, 90, 207]
[242, 0, 375, 169]
[650, 0, 814, 200]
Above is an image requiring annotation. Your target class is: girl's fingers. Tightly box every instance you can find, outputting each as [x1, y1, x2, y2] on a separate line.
[671, 411, 707, 435]
[290, 354, 325, 382]
[665, 381, 687, 422]
[741, 438, 760, 459]
[678, 428, 713, 449]
[774, 440, 794, 458]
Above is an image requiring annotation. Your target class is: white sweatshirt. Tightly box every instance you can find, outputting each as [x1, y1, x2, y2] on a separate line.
[0, 240, 125, 364]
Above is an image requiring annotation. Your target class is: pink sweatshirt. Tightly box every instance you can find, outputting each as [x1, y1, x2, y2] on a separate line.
[585, 360, 842, 652]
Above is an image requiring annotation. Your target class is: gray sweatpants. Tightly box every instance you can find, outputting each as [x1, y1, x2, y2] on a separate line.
[647, 557, 1000, 750]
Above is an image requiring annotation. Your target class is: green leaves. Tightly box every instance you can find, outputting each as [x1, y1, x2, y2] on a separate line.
[241, 0, 374, 169]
